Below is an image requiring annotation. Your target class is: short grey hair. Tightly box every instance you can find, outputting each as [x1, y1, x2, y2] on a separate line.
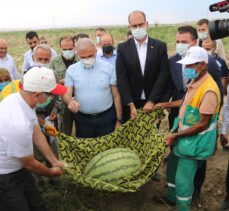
[33, 44, 51, 57]
[75, 38, 95, 51]
[128, 10, 146, 24]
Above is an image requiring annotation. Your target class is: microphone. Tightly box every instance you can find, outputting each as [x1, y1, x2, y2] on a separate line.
[209, 0, 229, 12]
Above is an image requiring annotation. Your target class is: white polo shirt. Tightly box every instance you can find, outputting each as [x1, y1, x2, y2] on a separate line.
[0, 93, 38, 174]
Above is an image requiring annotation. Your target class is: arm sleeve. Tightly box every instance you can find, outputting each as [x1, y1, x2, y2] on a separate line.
[199, 91, 218, 115]
[109, 63, 117, 85]
[64, 67, 74, 87]
[116, 46, 133, 105]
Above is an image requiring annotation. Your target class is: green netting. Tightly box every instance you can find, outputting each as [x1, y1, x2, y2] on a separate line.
[57, 109, 166, 192]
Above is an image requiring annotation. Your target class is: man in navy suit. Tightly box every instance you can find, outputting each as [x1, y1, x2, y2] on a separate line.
[116, 10, 170, 121]
[161, 25, 222, 199]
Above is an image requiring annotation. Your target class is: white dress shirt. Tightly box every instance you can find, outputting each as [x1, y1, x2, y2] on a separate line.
[0, 54, 19, 80]
[134, 37, 148, 99]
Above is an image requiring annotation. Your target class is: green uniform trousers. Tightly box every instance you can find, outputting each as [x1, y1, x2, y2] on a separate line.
[166, 152, 204, 211]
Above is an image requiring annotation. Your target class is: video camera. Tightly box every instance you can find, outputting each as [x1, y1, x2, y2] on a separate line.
[208, 0, 229, 40]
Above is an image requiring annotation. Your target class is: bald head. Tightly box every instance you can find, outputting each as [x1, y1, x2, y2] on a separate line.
[75, 38, 96, 60]
[0, 39, 8, 58]
[128, 10, 146, 24]
[76, 38, 96, 54]
[33, 44, 51, 64]
[100, 33, 114, 46]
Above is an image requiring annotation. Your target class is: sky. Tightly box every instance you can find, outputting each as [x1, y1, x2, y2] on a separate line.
[0, 0, 228, 30]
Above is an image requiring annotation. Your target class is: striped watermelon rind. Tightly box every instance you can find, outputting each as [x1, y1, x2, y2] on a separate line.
[83, 148, 142, 183]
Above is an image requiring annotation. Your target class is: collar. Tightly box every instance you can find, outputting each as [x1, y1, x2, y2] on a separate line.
[134, 36, 148, 47]
[100, 49, 117, 58]
[0, 54, 9, 61]
[187, 72, 209, 89]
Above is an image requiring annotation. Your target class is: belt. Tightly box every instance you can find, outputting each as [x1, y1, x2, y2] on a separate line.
[78, 106, 113, 118]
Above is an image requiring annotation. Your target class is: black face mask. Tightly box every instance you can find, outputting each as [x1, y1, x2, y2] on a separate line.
[102, 45, 113, 54]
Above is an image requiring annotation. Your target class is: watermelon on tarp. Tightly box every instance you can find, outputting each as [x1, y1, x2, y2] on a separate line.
[83, 148, 142, 184]
[57, 109, 166, 192]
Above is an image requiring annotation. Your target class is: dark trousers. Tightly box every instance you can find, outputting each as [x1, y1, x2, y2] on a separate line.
[226, 160, 229, 194]
[63, 106, 75, 136]
[194, 160, 206, 193]
[0, 169, 47, 211]
[123, 99, 147, 122]
[75, 106, 116, 138]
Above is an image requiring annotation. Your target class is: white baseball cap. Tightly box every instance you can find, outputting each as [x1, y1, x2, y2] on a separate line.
[177, 46, 208, 65]
[22, 67, 67, 95]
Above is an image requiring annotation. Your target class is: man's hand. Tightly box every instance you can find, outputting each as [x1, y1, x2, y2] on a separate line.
[154, 103, 167, 110]
[220, 134, 228, 147]
[52, 160, 68, 169]
[49, 112, 57, 121]
[130, 104, 138, 119]
[44, 124, 58, 136]
[49, 167, 64, 177]
[59, 79, 65, 85]
[68, 99, 80, 113]
[166, 133, 178, 146]
[115, 121, 122, 129]
[143, 101, 154, 113]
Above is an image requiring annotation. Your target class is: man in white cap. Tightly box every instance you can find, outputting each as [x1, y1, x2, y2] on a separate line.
[0, 67, 67, 210]
[154, 46, 220, 210]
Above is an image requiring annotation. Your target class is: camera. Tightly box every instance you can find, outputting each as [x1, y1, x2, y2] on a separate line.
[208, 0, 229, 40]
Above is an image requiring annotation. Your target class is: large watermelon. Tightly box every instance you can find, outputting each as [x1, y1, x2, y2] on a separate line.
[83, 148, 142, 183]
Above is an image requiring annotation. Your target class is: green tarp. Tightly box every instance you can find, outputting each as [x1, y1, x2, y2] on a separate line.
[57, 109, 166, 192]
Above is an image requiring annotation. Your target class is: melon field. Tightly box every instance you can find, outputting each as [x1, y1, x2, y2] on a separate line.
[1, 25, 229, 211]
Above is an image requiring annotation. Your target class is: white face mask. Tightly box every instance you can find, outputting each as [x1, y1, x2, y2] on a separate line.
[198, 32, 208, 41]
[176, 43, 190, 57]
[206, 50, 212, 55]
[81, 57, 96, 69]
[131, 27, 147, 40]
[95, 36, 101, 44]
[35, 62, 50, 68]
[62, 50, 75, 60]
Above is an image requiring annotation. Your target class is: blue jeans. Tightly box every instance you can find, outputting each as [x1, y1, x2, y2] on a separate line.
[75, 106, 116, 138]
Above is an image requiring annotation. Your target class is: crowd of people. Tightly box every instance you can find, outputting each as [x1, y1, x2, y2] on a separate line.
[0, 10, 228, 211]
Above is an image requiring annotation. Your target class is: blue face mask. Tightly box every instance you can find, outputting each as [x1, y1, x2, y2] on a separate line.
[0, 81, 10, 91]
[183, 68, 199, 80]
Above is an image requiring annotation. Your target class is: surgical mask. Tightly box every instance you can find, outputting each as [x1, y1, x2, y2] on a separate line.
[198, 32, 208, 41]
[176, 43, 190, 57]
[96, 36, 101, 44]
[62, 50, 75, 60]
[206, 50, 212, 55]
[102, 45, 113, 54]
[81, 57, 96, 69]
[131, 27, 147, 40]
[35, 62, 50, 68]
[183, 68, 199, 80]
[36, 96, 52, 109]
[0, 81, 10, 91]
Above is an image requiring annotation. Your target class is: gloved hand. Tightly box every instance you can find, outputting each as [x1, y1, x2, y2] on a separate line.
[43, 123, 58, 136]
